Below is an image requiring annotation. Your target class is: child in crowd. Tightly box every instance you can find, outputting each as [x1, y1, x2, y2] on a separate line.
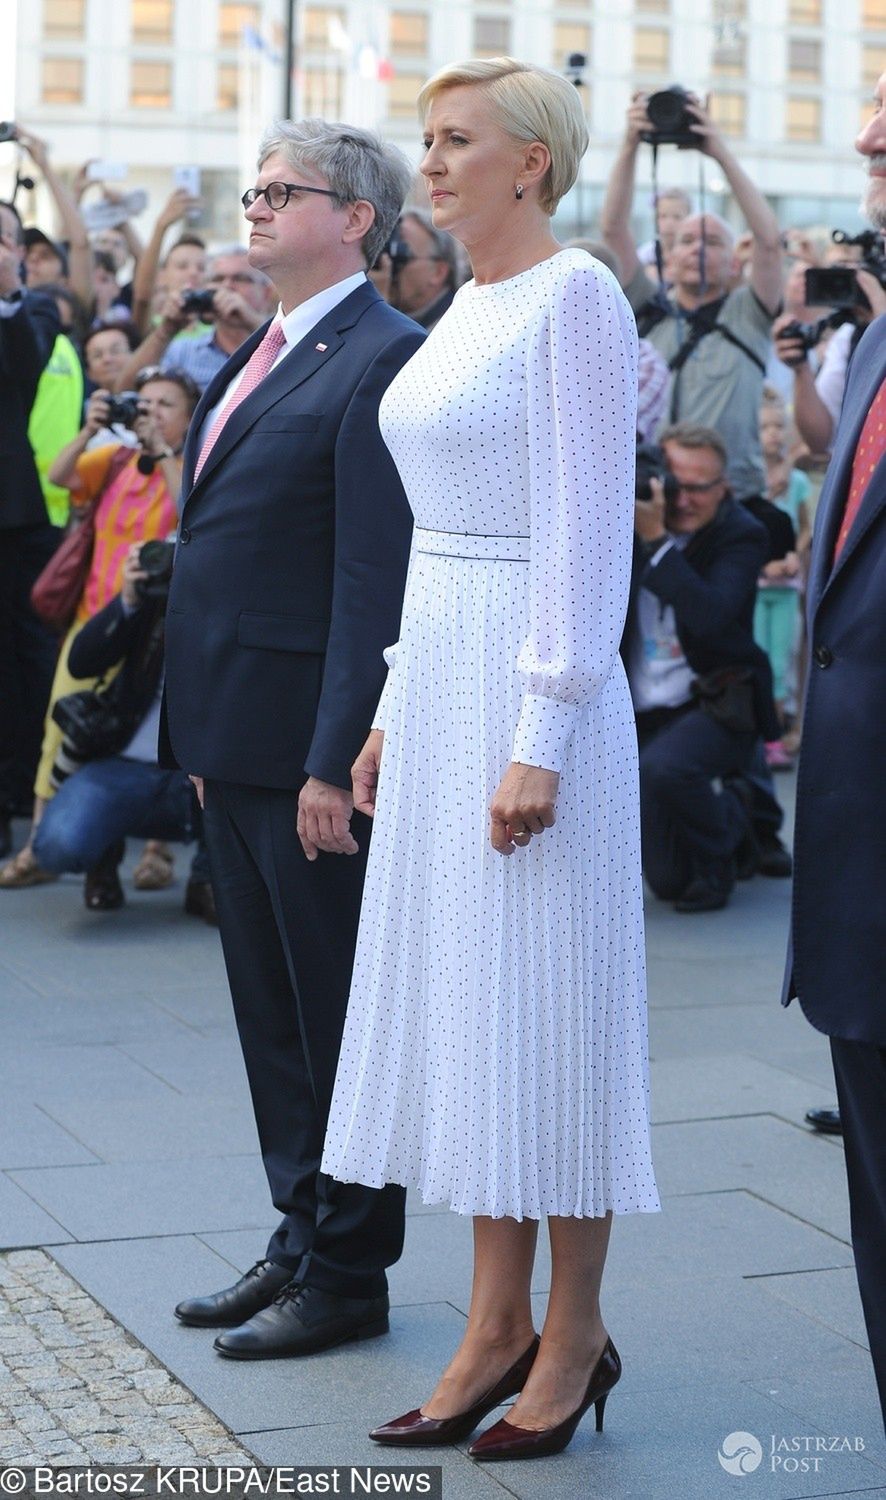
[755, 391, 812, 765]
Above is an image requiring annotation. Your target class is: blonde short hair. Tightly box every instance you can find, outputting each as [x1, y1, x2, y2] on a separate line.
[417, 57, 589, 216]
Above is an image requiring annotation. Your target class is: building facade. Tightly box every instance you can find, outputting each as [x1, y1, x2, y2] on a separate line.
[6, 0, 885, 246]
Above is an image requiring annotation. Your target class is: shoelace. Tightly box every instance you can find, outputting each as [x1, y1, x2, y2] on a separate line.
[245, 1259, 276, 1279]
[272, 1279, 307, 1308]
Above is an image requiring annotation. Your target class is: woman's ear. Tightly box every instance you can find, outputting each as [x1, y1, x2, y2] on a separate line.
[520, 141, 552, 193]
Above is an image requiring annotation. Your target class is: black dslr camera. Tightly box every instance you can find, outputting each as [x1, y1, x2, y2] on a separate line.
[372, 234, 413, 275]
[802, 229, 886, 313]
[180, 288, 216, 318]
[636, 442, 680, 509]
[105, 391, 141, 428]
[135, 539, 175, 600]
[640, 86, 698, 149]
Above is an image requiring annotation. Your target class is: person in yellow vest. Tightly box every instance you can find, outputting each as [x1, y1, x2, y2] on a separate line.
[26, 285, 84, 528]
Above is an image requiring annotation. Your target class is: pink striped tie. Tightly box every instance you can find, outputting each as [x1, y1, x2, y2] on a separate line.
[194, 321, 287, 479]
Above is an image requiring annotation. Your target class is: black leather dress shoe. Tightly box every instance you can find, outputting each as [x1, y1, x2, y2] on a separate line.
[805, 1106, 842, 1135]
[184, 878, 218, 925]
[213, 1283, 389, 1359]
[174, 1258, 293, 1327]
[674, 864, 734, 914]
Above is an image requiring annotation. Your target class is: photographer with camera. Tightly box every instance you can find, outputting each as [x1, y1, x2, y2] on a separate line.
[31, 543, 202, 914]
[601, 90, 783, 508]
[626, 423, 778, 913]
[0, 369, 200, 893]
[118, 247, 273, 395]
[373, 210, 459, 330]
[773, 244, 886, 453]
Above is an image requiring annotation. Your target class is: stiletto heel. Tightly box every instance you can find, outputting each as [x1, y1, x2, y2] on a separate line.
[468, 1337, 621, 1461]
[369, 1336, 539, 1446]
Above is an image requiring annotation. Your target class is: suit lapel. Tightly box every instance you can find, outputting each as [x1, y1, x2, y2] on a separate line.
[182, 281, 380, 504]
[180, 326, 266, 495]
[809, 321, 886, 613]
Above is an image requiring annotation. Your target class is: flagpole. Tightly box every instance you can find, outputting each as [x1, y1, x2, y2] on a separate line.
[283, 0, 297, 118]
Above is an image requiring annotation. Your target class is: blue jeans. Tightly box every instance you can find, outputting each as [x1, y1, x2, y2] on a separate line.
[34, 757, 197, 875]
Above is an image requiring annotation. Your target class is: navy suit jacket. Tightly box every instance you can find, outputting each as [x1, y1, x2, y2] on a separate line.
[622, 497, 777, 740]
[786, 314, 886, 1045]
[0, 289, 60, 530]
[161, 280, 423, 790]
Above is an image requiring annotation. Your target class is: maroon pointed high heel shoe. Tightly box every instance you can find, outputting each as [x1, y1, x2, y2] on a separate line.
[467, 1337, 621, 1461]
[369, 1335, 540, 1446]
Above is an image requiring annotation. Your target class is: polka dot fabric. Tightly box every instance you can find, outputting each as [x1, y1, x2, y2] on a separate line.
[321, 249, 660, 1220]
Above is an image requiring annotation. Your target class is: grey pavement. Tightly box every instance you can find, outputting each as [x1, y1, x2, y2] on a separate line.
[1, 786, 885, 1499]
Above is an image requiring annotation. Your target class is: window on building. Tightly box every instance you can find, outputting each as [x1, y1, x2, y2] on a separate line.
[132, 0, 173, 44]
[553, 21, 591, 68]
[217, 63, 239, 110]
[43, 0, 85, 39]
[788, 38, 821, 81]
[788, 0, 821, 21]
[636, 0, 669, 12]
[862, 44, 883, 89]
[861, 0, 886, 26]
[388, 70, 427, 117]
[712, 31, 746, 76]
[301, 67, 344, 115]
[786, 95, 821, 141]
[130, 59, 172, 107]
[633, 26, 669, 72]
[41, 55, 84, 102]
[219, 3, 260, 47]
[473, 15, 512, 56]
[302, 7, 346, 48]
[390, 12, 428, 55]
[709, 90, 746, 136]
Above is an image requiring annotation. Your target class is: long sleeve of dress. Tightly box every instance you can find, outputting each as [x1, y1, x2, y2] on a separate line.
[512, 264, 638, 773]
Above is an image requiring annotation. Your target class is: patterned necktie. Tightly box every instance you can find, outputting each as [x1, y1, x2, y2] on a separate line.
[194, 321, 287, 480]
[833, 375, 886, 564]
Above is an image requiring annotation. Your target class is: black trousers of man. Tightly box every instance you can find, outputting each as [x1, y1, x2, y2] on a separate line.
[201, 779, 405, 1298]
[637, 704, 755, 900]
[0, 523, 60, 815]
[830, 1037, 886, 1430]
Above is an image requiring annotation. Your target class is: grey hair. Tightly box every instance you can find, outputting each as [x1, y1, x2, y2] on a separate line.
[258, 118, 415, 267]
[400, 207, 459, 290]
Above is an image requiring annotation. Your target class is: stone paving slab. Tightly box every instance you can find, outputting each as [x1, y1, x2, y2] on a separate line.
[0, 1044, 182, 1108]
[649, 1054, 841, 1125]
[0, 1174, 74, 1252]
[8, 1156, 270, 1242]
[0, 1249, 251, 1466]
[0, 1104, 99, 1171]
[37, 1095, 260, 1165]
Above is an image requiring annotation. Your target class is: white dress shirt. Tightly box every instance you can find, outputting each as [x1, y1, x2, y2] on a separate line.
[200, 271, 368, 437]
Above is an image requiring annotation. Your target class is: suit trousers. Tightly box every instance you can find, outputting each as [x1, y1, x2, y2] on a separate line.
[0, 523, 60, 814]
[202, 778, 405, 1298]
[637, 705, 755, 899]
[830, 1036, 886, 1431]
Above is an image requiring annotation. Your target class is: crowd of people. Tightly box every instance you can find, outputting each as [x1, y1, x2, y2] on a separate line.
[1, 61, 884, 1443]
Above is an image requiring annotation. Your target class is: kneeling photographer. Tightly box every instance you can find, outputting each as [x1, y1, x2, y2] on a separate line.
[32, 542, 206, 914]
[625, 424, 778, 913]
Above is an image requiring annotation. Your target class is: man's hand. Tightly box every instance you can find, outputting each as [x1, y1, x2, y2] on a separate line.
[634, 477, 668, 543]
[297, 777, 359, 862]
[158, 289, 193, 334]
[85, 388, 113, 433]
[210, 286, 264, 331]
[132, 404, 164, 454]
[121, 543, 148, 609]
[15, 127, 50, 173]
[352, 730, 384, 817]
[856, 269, 886, 321]
[772, 312, 809, 369]
[157, 187, 201, 232]
[490, 762, 559, 855]
[685, 95, 728, 163]
[189, 775, 204, 809]
[625, 91, 652, 149]
[0, 235, 21, 297]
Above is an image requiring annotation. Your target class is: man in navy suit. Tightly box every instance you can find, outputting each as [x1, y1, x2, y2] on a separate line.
[163, 121, 424, 1359]
[787, 75, 886, 1428]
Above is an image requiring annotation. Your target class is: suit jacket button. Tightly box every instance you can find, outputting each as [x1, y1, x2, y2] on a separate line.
[180, 527, 191, 544]
[814, 645, 833, 668]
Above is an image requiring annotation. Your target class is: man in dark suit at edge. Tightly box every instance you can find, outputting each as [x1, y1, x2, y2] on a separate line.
[162, 121, 423, 1359]
[787, 75, 886, 1429]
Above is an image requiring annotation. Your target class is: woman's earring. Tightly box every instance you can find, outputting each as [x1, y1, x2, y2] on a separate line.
[515, 184, 524, 200]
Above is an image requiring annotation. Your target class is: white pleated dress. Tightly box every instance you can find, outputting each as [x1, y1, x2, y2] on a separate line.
[321, 249, 660, 1221]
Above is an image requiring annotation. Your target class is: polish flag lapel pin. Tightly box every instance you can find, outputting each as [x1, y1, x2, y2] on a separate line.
[315, 342, 327, 351]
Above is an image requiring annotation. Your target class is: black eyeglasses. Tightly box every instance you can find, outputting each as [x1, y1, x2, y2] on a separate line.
[241, 182, 343, 212]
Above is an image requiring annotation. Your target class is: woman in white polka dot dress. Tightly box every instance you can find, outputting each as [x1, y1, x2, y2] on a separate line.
[322, 57, 660, 1459]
